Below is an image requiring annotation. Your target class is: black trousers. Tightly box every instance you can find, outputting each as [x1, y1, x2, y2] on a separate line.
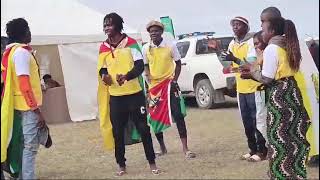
[1, 169, 4, 180]
[155, 86, 187, 142]
[110, 91, 156, 167]
[238, 93, 267, 154]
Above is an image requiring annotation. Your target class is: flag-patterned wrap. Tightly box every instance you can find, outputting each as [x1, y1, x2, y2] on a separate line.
[1, 44, 32, 177]
[147, 79, 186, 133]
[97, 36, 143, 151]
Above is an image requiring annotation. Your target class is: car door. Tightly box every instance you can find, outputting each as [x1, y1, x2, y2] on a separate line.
[176, 41, 192, 92]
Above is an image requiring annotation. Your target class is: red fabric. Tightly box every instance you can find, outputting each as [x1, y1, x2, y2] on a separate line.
[148, 79, 172, 125]
[1, 45, 32, 98]
[18, 75, 38, 109]
[99, 42, 112, 54]
[126, 37, 137, 47]
[99, 36, 138, 54]
[1, 48, 11, 97]
[223, 67, 231, 74]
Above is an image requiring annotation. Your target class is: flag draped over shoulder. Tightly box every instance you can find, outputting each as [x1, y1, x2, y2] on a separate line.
[1, 44, 30, 177]
[97, 50, 114, 150]
[147, 79, 187, 134]
[98, 37, 143, 151]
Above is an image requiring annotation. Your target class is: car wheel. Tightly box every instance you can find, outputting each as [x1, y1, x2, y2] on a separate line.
[195, 79, 215, 109]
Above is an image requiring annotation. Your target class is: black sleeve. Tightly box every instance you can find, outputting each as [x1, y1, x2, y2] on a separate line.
[99, 68, 108, 78]
[126, 59, 144, 81]
[234, 58, 242, 65]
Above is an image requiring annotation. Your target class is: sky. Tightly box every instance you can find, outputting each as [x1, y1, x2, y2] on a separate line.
[78, 0, 319, 39]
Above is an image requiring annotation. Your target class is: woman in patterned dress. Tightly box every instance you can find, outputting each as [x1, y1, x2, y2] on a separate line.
[241, 7, 311, 179]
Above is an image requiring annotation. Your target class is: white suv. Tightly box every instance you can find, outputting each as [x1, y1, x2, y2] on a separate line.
[176, 33, 237, 109]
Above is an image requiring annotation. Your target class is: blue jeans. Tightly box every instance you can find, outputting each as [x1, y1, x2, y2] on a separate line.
[238, 92, 267, 154]
[20, 110, 41, 180]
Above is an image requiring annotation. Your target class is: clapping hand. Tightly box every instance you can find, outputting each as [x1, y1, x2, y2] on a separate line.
[221, 50, 237, 62]
[102, 74, 112, 86]
[116, 74, 127, 86]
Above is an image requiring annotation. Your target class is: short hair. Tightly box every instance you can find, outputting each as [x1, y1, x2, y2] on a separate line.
[6, 18, 29, 42]
[43, 74, 52, 80]
[262, 7, 282, 19]
[103, 13, 124, 32]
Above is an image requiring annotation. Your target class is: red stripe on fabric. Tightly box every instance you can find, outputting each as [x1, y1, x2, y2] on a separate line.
[1, 48, 12, 97]
[126, 37, 138, 47]
[99, 43, 112, 54]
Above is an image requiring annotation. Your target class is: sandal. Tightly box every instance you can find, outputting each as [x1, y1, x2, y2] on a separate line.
[185, 151, 196, 159]
[151, 169, 161, 175]
[248, 153, 266, 162]
[115, 170, 127, 177]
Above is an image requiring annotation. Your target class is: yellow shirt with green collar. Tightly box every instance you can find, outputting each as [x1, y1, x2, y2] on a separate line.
[142, 39, 181, 88]
[228, 33, 261, 93]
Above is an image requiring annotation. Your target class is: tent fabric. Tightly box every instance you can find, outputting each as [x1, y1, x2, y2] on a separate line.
[56, 34, 141, 122]
[1, 0, 141, 123]
[1, 0, 137, 37]
[58, 42, 100, 121]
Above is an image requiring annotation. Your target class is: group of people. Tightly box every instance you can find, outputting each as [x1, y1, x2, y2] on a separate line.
[223, 7, 313, 180]
[97, 13, 196, 176]
[0, 5, 317, 180]
[1, 12, 195, 179]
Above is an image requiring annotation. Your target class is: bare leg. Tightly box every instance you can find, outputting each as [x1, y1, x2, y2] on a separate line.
[155, 132, 167, 155]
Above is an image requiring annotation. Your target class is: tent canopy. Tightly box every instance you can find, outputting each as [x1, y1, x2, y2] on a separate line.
[1, 0, 137, 44]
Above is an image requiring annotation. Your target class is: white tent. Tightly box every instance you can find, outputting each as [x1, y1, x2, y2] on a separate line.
[1, 0, 137, 37]
[1, 0, 141, 123]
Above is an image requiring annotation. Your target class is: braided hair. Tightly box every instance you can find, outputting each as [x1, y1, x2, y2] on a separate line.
[103, 13, 124, 32]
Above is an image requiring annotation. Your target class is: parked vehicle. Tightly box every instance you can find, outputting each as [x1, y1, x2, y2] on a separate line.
[176, 32, 236, 109]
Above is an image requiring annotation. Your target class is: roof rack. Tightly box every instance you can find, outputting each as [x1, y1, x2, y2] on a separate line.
[177, 32, 215, 40]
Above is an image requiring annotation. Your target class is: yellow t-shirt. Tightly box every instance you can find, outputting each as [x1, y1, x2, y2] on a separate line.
[275, 47, 296, 80]
[99, 40, 142, 96]
[142, 39, 181, 88]
[262, 44, 296, 80]
[228, 38, 261, 93]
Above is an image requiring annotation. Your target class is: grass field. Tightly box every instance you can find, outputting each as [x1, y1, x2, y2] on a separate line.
[35, 98, 319, 179]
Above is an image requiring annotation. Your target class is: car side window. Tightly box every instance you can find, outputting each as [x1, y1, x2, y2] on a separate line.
[217, 37, 233, 51]
[177, 41, 190, 58]
[196, 39, 217, 55]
